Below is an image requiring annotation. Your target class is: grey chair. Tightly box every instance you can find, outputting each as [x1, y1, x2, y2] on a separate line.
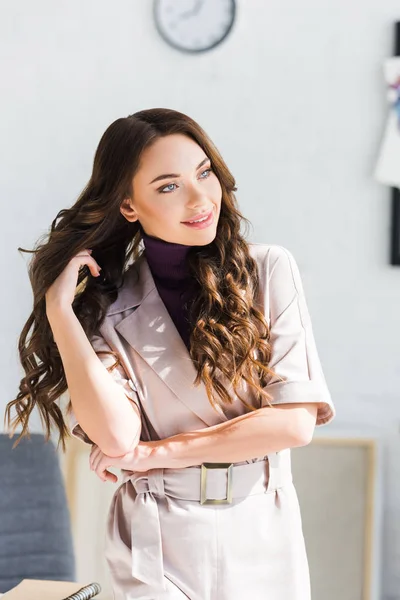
[0, 433, 75, 592]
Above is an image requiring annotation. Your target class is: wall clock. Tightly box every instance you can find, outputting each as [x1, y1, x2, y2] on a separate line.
[153, 0, 236, 54]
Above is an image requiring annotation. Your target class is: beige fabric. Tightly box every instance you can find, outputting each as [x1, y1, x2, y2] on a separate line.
[68, 243, 335, 599]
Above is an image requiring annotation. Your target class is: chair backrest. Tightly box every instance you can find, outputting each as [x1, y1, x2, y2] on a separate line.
[0, 433, 75, 592]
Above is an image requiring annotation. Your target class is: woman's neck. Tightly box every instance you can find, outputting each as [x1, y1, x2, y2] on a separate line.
[140, 228, 193, 284]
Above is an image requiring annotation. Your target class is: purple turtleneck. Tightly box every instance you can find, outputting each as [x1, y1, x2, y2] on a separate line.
[141, 228, 200, 351]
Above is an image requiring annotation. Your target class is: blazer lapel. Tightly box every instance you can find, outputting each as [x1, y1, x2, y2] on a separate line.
[114, 254, 227, 427]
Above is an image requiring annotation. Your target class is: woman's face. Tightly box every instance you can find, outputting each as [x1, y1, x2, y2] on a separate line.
[121, 133, 222, 246]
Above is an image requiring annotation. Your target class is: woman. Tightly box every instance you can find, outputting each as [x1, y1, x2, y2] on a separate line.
[5, 108, 335, 599]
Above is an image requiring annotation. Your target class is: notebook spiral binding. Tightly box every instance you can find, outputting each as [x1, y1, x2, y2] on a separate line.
[62, 582, 102, 600]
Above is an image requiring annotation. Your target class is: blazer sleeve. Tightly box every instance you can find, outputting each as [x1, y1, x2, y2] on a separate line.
[68, 332, 140, 444]
[261, 245, 335, 427]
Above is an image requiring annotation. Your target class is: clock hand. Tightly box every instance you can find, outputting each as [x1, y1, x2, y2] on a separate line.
[177, 0, 204, 20]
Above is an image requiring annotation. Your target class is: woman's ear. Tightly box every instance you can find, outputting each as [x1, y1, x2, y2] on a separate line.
[120, 198, 139, 222]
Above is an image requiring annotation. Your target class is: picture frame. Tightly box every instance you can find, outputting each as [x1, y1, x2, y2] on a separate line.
[390, 23, 400, 266]
[391, 170, 400, 266]
[291, 429, 383, 600]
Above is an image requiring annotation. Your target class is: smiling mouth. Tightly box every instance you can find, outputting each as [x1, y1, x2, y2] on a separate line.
[181, 209, 214, 229]
[182, 209, 213, 224]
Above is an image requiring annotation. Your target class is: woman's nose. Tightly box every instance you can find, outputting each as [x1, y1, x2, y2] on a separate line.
[185, 183, 208, 208]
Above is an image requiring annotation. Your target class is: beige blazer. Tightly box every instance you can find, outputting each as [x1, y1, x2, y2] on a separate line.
[70, 242, 334, 445]
[69, 243, 335, 600]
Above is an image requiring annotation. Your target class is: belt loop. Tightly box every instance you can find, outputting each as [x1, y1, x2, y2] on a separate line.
[265, 452, 281, 492]
[147, 468, 165, 498]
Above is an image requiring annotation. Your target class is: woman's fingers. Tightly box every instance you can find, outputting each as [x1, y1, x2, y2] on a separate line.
[89, 445, 118, 483]
[90, 445, 103, 471]
[45, 248, 102, 311]
[89, 443, 99, 469]
[74, 251, 101, 277]
[104, 470, 118, 483]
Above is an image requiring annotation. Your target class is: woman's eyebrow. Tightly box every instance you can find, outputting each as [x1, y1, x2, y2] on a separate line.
[148, 157, 210, 185]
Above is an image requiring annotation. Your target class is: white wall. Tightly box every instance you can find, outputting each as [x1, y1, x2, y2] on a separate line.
[1, 0, 400, 597]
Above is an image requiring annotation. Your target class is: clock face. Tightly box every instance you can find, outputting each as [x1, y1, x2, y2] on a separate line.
[153, 0, 236, 54]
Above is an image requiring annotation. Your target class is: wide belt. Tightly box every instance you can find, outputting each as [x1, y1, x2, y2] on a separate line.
[121, 451, 292, 594]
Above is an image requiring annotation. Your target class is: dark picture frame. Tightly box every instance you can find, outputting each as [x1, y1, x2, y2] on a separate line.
[390, 22, 400, 265]
[391, 188, 400, 265]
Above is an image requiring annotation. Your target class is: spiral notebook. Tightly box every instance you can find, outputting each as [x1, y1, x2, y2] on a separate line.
[1, 579, 102, 600]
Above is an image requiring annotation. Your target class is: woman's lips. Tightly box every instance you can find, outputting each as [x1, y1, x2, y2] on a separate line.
[182, 209, 214, 230]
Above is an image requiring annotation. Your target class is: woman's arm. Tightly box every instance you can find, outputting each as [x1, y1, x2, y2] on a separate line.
[89, 402, 318, 480]
[151, 402, 318, 468]
[48, 306, 141, 457]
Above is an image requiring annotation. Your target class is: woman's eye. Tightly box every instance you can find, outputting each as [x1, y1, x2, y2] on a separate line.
[159, 183, 177, 194]
[158, 169, 212, 194]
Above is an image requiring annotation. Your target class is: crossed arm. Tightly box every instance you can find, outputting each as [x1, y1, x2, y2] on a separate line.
[89, 402, 318, 482]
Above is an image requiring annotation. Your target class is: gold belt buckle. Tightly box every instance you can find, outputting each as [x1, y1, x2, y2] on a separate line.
[200, 462, 233, 505]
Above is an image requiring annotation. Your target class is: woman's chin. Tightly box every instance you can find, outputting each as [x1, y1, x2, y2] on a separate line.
[182, 229, 217, 247]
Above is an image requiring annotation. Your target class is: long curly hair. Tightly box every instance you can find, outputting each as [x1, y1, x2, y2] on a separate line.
[4, 108, 280, 450]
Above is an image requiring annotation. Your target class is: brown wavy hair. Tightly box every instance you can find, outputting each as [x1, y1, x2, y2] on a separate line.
[4, 108, 280, 450]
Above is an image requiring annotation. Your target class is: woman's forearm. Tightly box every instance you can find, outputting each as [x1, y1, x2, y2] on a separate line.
[47, 306, 141, 456]
[153, 403, 318, 468]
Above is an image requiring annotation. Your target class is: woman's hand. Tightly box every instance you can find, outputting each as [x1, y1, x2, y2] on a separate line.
[45, 249, 102, 314]
[89, 441, 158, 483]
